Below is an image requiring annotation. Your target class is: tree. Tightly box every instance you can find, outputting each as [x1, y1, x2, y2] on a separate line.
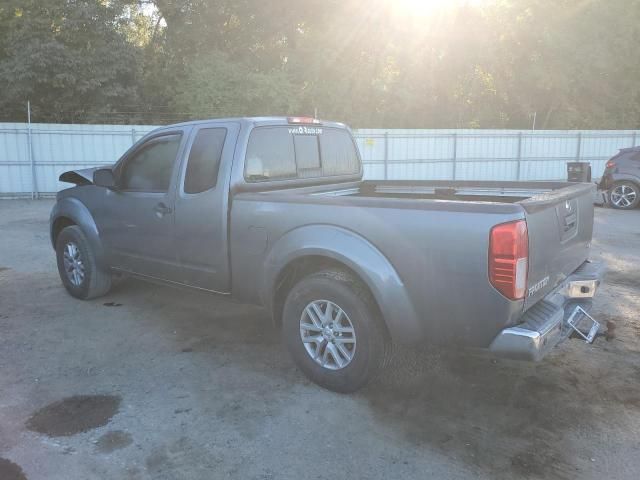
[171, 51, 299, 118]
[1, 0, 639, 128]
[0, 0, 142, 123]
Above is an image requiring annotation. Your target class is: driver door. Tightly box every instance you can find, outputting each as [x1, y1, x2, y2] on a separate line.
[98, 129, 188, 279]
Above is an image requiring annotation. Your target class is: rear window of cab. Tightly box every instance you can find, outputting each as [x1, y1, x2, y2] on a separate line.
[244, 126, 360, 182]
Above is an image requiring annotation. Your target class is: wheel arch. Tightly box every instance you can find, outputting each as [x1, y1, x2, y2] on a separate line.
[51, 216, 76, 247]
[50, 197, 106, 266]
[271, 255, 385, 331]
[610, 175, 640, 190]
[263, 225, 423, 344]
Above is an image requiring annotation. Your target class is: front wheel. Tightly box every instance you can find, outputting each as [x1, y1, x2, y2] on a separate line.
[609, 181, 640, 210]
[55, 225, 112, 299]
[282, 269, 389, 393]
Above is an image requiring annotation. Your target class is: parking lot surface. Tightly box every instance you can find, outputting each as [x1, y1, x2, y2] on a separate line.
[1, 200, 639, 480]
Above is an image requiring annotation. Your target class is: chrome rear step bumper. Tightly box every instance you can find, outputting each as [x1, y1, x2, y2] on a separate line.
[489, 261, 606, 361]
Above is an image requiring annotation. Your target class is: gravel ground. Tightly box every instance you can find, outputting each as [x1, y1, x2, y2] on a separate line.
[0, 199, 639, 480]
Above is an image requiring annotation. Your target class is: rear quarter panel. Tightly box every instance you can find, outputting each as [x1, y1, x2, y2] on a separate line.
[230, 194, 526, 347]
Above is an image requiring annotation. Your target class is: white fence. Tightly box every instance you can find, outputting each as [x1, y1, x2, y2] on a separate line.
[357, 128, 638, 183]
[1, 122, 638, 197]
[0, 123, 157, 196]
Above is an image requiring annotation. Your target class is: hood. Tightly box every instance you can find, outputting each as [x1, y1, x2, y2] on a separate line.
[59, 167, 102, 186]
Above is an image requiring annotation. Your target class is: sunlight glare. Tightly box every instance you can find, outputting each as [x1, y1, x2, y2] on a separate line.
[391, 0, 487, 16]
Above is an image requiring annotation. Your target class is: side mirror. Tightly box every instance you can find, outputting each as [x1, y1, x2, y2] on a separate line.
[93, 168, 116, 189]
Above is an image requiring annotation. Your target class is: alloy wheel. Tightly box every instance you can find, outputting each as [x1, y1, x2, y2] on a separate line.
[610, 184, 638, 208]
[63, 242, 85, 287]
[299, 300, 357, 370]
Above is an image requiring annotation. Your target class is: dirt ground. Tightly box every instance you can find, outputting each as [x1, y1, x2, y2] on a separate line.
[0, 200, 639, 480]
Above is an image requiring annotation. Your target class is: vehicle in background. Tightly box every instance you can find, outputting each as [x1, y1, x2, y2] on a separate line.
[600, 146, 640, 209]
[50, 117, 605, 392]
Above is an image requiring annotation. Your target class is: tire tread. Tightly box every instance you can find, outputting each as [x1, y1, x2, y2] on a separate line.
[56, 225, 111, 300]
[282, 268, 390, 392]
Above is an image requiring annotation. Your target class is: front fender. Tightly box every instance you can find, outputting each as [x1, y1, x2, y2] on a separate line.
[262, 225, 422, 343]
[50, 196, 106, 266]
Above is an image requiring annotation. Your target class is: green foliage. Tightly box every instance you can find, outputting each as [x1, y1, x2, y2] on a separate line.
[170, 52, 299, 118]
[0, 0, 141, 122]
[1, 0, 639, 128]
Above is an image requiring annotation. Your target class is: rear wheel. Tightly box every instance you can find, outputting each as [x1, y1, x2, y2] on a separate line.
[55, 226, 112, 299]
[609, 181, 639, 209]
[282, 269, 389, 393]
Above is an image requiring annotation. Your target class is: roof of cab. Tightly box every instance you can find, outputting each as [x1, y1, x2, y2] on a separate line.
[163, 116, 348, 129]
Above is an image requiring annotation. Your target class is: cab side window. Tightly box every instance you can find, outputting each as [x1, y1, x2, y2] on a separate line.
[120, 134, 182, 192]
[184, 128, 227, 194]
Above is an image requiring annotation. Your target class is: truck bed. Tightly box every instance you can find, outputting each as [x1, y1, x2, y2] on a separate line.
[312, 180, 592, 207]
[231, 179, 595, 347]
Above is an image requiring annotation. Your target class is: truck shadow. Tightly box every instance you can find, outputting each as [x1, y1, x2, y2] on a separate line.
[361, 343, 640, 479]
[104, 277, 640, 479]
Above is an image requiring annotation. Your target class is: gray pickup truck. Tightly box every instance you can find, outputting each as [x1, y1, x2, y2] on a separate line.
[51, 117, 605, 392]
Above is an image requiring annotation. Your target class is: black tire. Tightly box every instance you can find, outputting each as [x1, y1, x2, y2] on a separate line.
[55, 225, 112, 300]
[609, 181, 640, 210]
[282, 269, 389, 393]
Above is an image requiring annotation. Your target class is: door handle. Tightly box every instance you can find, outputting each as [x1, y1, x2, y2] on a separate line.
[154, 202, 172, 216]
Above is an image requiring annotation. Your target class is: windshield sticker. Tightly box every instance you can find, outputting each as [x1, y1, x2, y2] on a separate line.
[288, 126, 323, 135]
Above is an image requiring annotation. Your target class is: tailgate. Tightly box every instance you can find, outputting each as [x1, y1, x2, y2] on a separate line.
[520, 183, 595, 310]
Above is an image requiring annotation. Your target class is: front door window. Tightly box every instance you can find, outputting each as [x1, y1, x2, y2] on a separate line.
[119, 134, 182, 192]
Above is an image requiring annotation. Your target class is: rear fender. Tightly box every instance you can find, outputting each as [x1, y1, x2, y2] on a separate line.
[50, 197, 106, 267]
[609, 173, 640, 187]
[262, 225, 422, 343]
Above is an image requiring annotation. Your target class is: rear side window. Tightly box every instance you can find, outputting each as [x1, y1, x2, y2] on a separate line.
[184, 128, 227, 194]
[120, 134, 182, 192]
[319, 128, 361, 176]
[245, 127, 296, 181]
[244, 126, 360, 182]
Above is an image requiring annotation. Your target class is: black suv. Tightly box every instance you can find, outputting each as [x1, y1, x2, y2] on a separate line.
[600, 146, 640, 209]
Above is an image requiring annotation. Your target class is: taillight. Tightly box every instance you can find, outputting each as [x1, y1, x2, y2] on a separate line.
[605, 160, 616, 169]
[489, 220, 528, 300]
